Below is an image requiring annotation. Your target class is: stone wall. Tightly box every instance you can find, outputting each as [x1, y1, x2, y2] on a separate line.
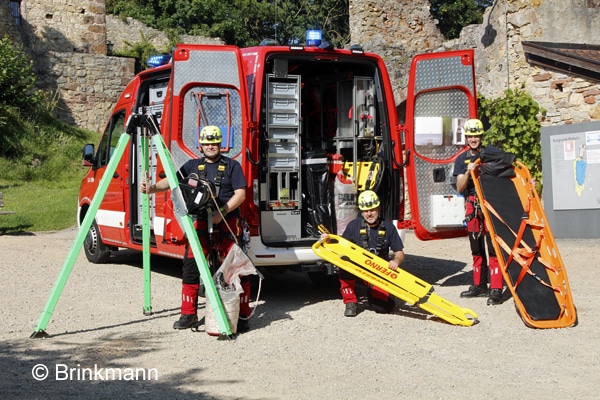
[4, 1, 600, 131]
[106, 15, 223, 54]
[0, 1, 220, 132]
[446, 0, 600, 125]
[35, 52, 135, 132]
[21, 0, 108, 54]
[349, 0, 445, 104]
[351, 0, 600, 126]
[0, 1, 25, 43]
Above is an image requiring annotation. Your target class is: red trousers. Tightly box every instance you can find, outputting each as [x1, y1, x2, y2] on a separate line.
[180, 218, 252, 317]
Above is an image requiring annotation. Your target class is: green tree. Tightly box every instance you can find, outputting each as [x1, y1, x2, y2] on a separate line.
[479, 89, 545, 188]
[106, 0, 350, 49]
[0, 36, 42, 113]
[429, 0, 492, 39]
[0, 36, 46, 158]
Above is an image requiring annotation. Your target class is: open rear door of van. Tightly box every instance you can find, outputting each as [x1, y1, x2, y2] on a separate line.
[141, 44, 250, 249]
[403, 50, 477, 241]
[167, 44, 250, 171]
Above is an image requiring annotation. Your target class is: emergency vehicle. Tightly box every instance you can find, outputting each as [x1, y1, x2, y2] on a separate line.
[79, 38, 478, 282]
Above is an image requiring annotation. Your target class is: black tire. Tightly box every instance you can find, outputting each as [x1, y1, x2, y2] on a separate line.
[84, 220, 112, 264]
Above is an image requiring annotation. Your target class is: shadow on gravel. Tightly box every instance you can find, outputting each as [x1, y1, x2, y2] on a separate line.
[104, 249, 183, 280]
[0, 333, 247, 399]
[89, 249, 473, 330]
[402, 254, 470, 287]
[41, 307, 181, 339]
[242, 269, 340, 330]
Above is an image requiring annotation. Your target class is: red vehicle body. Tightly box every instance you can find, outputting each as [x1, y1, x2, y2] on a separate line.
[79, 42, 477, 281]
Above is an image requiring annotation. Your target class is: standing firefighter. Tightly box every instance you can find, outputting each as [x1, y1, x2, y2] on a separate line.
[141, 125, 252, 330]
[453, 119, 503, 305]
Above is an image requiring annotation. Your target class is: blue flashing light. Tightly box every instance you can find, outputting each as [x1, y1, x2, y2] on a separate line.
[306, 30, 322, 47]
[260, 38, 279, 46]
[147, 54, 171, 68]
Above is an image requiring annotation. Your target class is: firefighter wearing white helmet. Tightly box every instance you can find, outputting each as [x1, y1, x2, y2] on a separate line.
[140, 125, 252, 331]
[452, 118, 504, 305]
[338, 190, 404, 317]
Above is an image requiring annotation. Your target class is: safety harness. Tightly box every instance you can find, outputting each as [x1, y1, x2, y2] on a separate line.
[197, 157, 228, 197]
[194, 156, 240, 247]
[465, 195, 485, 239]
[359, 218, 387, 256]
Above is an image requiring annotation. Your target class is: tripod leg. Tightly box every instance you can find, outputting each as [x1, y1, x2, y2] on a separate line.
[31, 132, 132, 338]
[141, 128, 153, 315]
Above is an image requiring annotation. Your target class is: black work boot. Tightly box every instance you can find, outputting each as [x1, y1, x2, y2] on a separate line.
[237, 315, 250, 333]
[344, 302, 357, 317]
[460, 284, 488, 298]
[487, 289, 504, 305]
[173, 314, 198, 330]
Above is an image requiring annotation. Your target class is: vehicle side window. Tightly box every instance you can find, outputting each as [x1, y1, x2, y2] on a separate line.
[97, 110, 126, 167]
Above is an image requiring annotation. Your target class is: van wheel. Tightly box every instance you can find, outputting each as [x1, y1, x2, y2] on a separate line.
[84, 220, 112, 264]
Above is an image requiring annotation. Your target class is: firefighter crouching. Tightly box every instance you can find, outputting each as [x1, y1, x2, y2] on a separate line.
[140, 125, 252, 330]
[322, 190, 405, 317]
[452, 119, 504, 306]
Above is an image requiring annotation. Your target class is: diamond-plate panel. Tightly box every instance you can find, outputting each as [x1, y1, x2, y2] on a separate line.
[414, 156, 465, 234]
[170, 87, 244, 170]
[414, 56, 474, 94]
[173, 51, 240, 94]
[414, 89, 469, 118]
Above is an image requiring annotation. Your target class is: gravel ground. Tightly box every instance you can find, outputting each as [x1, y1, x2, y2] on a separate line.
[1, 227, 598, 399]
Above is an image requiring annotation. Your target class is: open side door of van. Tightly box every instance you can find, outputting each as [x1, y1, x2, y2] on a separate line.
[403, 50, 477, 241]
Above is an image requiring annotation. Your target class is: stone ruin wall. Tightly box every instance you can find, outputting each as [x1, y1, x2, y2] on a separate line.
[0, 1, 220, 132]
[105, 15, 223, 55]
[350, 0, 600, 126]
[19, 0, 108, 54]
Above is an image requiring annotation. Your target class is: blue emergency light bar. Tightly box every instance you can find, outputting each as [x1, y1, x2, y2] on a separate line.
[147, 54, 171, 68]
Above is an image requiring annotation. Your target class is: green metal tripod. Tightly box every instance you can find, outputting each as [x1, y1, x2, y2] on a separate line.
[30, 112, 232, 339]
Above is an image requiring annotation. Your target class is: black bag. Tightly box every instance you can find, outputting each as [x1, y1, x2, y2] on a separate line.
[479, 151, 516, 179]
[179, 174, 215, 214]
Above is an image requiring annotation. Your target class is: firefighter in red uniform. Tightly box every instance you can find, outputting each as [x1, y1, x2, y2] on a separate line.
[453, 119, 503, 305]
[323, 190, 405, 317]
[141, 126, 252, 330]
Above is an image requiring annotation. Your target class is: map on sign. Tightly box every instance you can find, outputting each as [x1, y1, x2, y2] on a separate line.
[549, 130, 600, 210]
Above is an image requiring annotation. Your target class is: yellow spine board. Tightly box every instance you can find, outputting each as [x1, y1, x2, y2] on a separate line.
[312, 235, 478, 326]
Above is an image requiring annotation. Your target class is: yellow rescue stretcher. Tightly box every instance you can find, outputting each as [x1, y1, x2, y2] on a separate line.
[312, 230, 479, 326]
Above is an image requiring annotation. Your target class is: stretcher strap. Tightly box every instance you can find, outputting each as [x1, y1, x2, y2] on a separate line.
[493, 235, 560, 293]
[483, 200, 561, 294]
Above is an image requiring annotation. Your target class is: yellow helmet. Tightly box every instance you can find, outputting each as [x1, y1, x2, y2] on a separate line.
[358, 190, 380, 211]
[464, 119, 484, 136]
[199, 125, 223, 144]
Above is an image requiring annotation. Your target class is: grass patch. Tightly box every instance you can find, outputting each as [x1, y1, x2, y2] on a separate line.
[0, 180, 83, 233]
